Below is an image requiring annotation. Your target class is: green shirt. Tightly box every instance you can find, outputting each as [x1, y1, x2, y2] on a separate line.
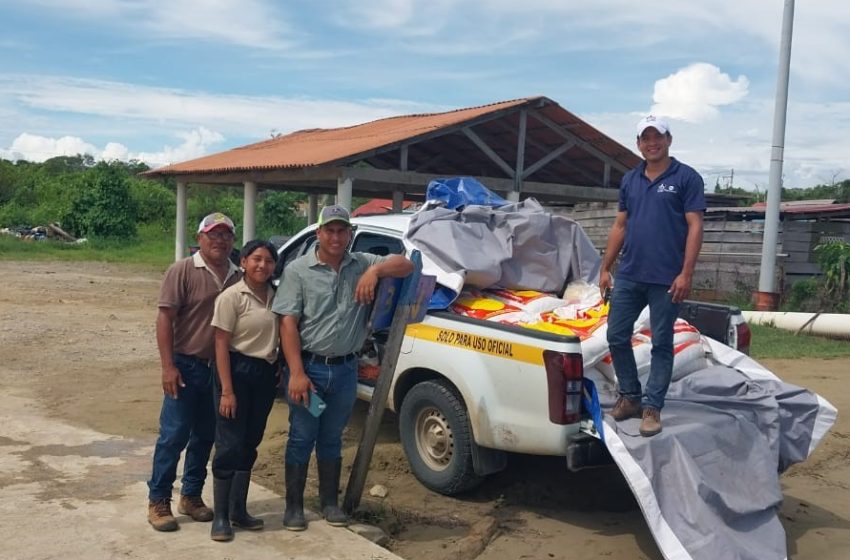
[272, 249, 386, 357]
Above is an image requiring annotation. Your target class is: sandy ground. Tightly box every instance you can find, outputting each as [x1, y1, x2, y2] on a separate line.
[0, 260, 847, 560]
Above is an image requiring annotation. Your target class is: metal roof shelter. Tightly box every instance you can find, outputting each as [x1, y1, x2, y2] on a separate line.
[143, 96, 641, 260]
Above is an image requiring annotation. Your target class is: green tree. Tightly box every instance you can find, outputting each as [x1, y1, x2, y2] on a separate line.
[64, 162, 138, 238]
[258, 191, 306, 237]
[130, 178, 174, 230]
[814, 241, 850, 307]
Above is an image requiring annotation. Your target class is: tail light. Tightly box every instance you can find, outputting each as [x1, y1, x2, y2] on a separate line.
[543, 350, 584, 424]
[736, 322, 751, 355]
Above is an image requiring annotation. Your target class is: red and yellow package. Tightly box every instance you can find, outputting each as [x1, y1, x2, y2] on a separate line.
[485, 288, 563, 315]
[449, 289, 521, 320]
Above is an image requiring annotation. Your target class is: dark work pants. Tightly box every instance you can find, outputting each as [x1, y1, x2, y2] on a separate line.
[212, 351, 277, 479]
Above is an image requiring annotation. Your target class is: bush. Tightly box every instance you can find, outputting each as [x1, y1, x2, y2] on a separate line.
[187, 185, 244, 233]
[784, 278, 821, 312]
[131, 178, 174, 230]
[259, 191, 306, 237]
[63, 162, 138, 238]
[814, 241, 850, 303]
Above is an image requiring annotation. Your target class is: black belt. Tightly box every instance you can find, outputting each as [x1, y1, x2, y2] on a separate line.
[175, 353, 210, 365]
[301, 351, 356, 365]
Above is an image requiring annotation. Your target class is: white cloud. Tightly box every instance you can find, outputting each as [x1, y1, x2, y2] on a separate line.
[0, 75, 444, 139]
[101, 142, 129, 161]
[0, 127, 226, 167]
[329, 0, 455, 37]
[650, 63, 749, 123]
[0, 133, 97, 162]
[587, 95, 849, 191]
[134, 127, 226, 166]
[26, 0, 296, 50]
[338, 0, 417, 29]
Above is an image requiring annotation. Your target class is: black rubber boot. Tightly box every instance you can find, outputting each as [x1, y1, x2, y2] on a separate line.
[230, 471, 263, 530]
[282, 463, 308, 531]
[210, 477, 234, 542]
[318, 458, 349, 527]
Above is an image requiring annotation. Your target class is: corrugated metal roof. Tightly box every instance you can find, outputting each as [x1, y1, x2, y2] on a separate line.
[144, 96, 639, 179]
[147, 97, 535, 175]
[751, 200, 838, 209]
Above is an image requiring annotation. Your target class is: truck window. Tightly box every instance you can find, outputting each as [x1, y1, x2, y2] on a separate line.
[274, 231, 317, 280]
[352, 232, 405, 256]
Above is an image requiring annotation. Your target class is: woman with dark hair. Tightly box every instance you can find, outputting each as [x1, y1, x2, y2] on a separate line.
[208, 240, 280, 541]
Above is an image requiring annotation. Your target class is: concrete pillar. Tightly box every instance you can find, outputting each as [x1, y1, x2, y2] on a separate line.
[175, 181, 187, 261]
[337, 177, 353, 210]
[392, 190, 403, 212]
[308, 194, 319, 225]
[243, 181, 257, 244]
[506, 191, 520, 203]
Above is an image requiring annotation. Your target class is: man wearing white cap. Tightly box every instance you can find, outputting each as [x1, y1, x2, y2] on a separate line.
[147, 212, 241, 531]
[599, 116, 705, 437]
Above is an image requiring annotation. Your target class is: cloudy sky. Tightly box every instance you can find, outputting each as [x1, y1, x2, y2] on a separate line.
[1, 0, 848, 191]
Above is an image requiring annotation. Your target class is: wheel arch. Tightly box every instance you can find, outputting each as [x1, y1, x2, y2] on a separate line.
[393, 367, 447, 412]
[393, 367, 507, 479]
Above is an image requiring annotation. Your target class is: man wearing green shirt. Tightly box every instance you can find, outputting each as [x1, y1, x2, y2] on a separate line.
[273, 204, 413, 531]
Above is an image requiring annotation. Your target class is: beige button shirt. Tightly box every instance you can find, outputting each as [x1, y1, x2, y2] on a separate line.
[211, 279, 279, 364]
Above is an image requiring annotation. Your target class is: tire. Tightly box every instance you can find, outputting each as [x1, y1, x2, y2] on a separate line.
[398, 379, 483, 495]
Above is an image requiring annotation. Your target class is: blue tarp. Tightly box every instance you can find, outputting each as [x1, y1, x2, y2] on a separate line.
[425, 176, 509, 209]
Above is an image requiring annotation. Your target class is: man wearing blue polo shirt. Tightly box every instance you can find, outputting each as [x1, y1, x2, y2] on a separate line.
[599, 115, 705, 437]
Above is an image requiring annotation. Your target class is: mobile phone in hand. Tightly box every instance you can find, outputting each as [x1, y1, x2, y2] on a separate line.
[305, 391, 326, 417]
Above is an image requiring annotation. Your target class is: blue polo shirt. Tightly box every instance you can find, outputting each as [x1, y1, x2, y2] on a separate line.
[617, 157, 705, 286]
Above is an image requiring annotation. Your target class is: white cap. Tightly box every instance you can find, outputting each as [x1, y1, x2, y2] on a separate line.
[636, 115, 670, 136]
[197, 212, 235, 234]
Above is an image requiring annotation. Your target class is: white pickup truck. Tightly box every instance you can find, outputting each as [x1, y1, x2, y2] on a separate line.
[276, 213, 751, 495]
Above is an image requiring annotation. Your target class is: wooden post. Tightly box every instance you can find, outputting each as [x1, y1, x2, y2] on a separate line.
[343, 251, 424, 515]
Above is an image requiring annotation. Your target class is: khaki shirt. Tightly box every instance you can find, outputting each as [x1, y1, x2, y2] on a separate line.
[158, 252, 240, 360]
[272, 249, 386, 357]
[211, 279, 279, 364]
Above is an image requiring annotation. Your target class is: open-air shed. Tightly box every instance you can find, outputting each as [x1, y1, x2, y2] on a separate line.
[143, 96, 640, 260]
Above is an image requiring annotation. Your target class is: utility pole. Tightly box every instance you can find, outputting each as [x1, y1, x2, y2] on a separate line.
[755, 0, 794, 311]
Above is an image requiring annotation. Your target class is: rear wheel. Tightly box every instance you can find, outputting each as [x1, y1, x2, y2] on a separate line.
[398, 379, 483, 495]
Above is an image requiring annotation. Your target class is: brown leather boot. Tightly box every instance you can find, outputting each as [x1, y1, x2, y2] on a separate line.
[178, 494, 213, 522]
[610, 396, 642, 421]
[148, 498, 178, 532]
[639, 408, 662, 437]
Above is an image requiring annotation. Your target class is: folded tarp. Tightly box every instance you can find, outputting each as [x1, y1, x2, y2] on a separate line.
[404, 197, 601, 308]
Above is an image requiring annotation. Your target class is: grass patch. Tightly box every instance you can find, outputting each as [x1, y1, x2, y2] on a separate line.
[0, 223, 174, 270]
[749, 323, 850, 360]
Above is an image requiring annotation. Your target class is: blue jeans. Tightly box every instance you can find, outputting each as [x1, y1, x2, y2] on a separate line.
[284, 356, 358, 465]
[147, 354, 216, 500]
[606, 277, 680, 411]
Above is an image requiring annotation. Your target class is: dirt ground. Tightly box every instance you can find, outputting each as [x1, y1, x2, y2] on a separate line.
[1, 260, 848, 560]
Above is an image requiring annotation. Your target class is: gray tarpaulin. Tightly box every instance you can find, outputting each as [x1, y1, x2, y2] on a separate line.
[403, 199, 601, 299]
[401, 201, 837, 560]
[590, 338, 836, 560]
